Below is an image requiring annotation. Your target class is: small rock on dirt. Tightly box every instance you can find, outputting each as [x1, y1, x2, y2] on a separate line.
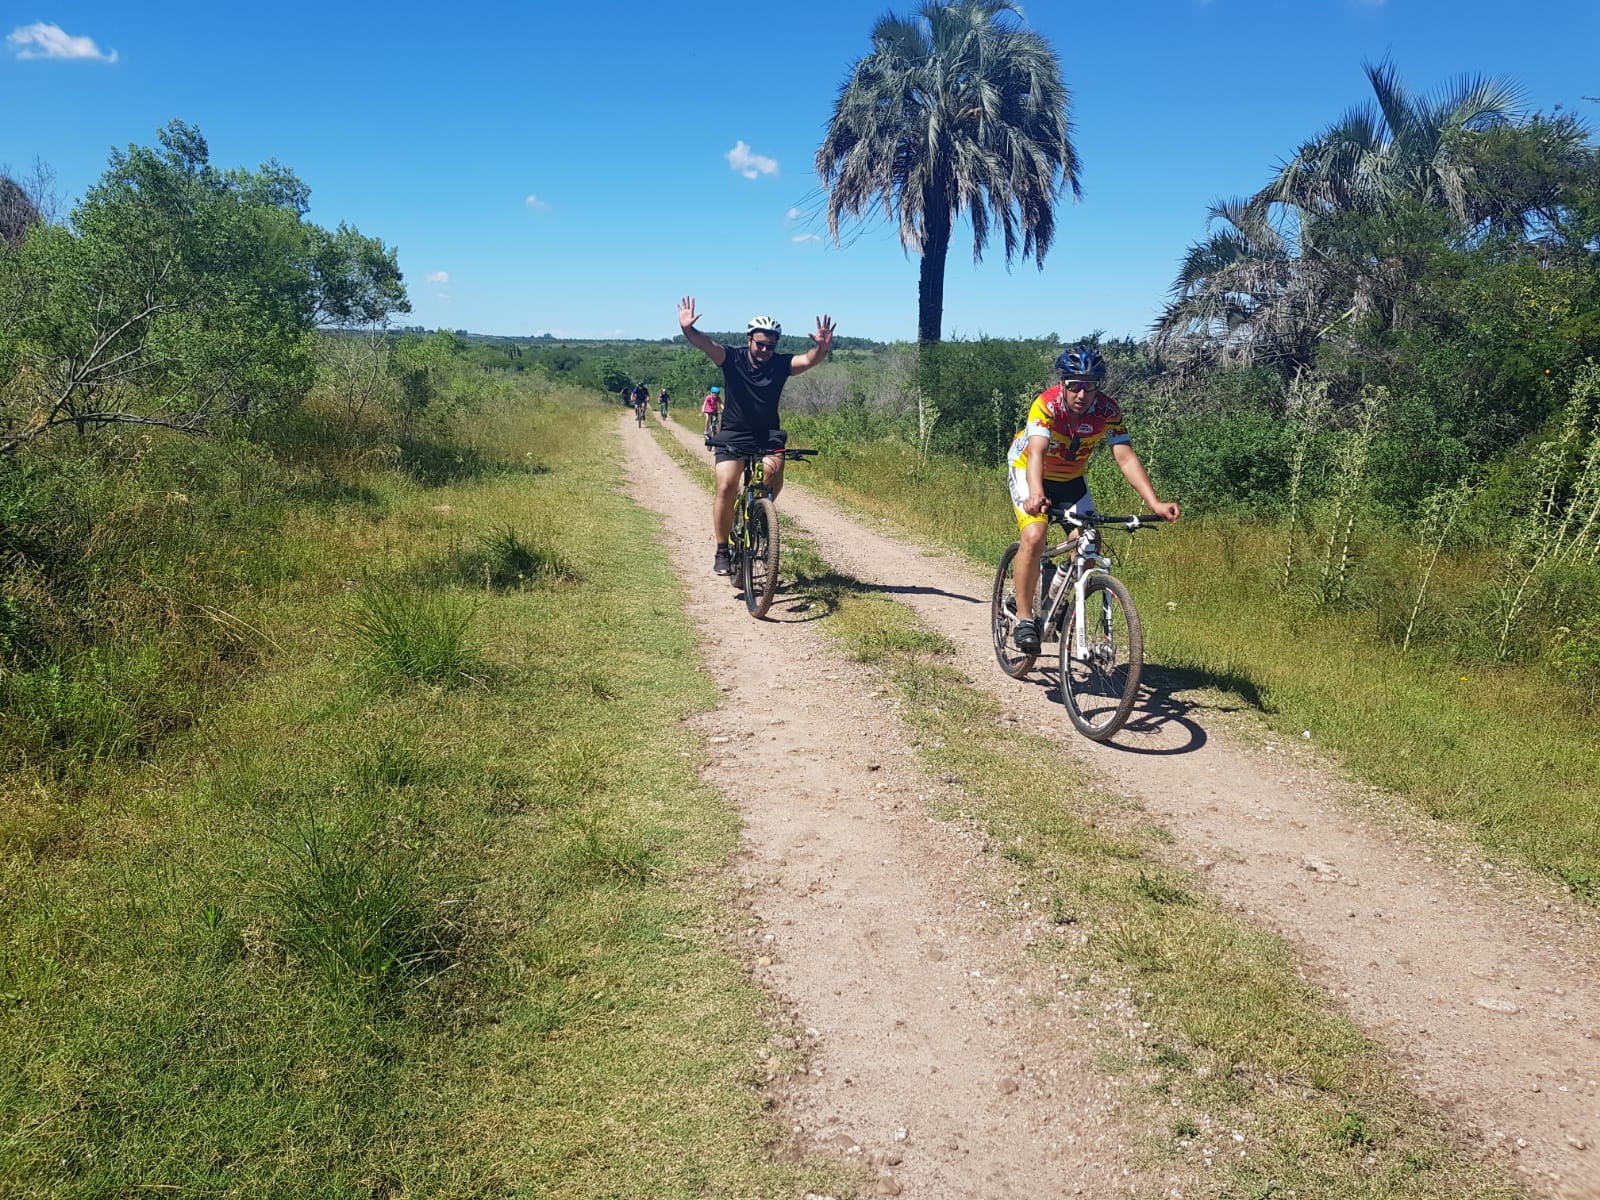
[1474, 997, 1519, 1014]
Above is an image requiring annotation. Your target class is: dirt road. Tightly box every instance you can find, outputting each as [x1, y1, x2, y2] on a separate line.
[627, 413, 1600, 1198]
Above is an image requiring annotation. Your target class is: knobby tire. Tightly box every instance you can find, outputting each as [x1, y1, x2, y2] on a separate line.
[1061, 574, 1143, 741]
[743, 496, 780, 617]
[991, 542, 1040, 678]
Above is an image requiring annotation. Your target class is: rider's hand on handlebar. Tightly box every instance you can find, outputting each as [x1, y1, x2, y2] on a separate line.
[1023, 491, 1049, 516]
[1152, 500, 1181, 523]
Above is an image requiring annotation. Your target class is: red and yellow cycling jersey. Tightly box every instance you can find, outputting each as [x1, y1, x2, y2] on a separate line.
[1006, 385, 1130, 481]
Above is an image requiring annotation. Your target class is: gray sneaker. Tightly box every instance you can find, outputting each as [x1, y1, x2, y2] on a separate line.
[1013, 617, 1042, 654]
[713, 546, 732, 576]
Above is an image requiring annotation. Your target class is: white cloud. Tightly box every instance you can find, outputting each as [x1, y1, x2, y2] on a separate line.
[525, 194, 548, 210]
[727, 141, 778, 179]
[425, 271, 449, 285]
[785, 207, 802, 221]
[791, 233, 821, 244]
[7, 22, 117, 62]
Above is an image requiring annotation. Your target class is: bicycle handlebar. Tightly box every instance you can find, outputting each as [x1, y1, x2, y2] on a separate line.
[705, 435, 820, 462]
[1045, 507, 1168, 529]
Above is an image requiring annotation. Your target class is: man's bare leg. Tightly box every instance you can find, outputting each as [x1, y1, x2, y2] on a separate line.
[1012, 521, 1047, 621]
[713, 459, 743, 544]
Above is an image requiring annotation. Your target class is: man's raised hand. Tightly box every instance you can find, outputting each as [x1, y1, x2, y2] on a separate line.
[678, 296, 701, 333]
[810, 314, 836, 354]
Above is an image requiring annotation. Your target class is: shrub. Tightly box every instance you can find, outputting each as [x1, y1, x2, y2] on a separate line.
[457, 525, 572, 590]
[268, 803, 462, 998]
[346, 587, 481, 687]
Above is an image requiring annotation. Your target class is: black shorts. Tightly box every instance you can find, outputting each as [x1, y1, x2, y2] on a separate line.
[712, 428, 787, 465]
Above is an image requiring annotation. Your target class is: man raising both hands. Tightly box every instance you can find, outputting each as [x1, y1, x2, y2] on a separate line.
[677, 296, 835, 575]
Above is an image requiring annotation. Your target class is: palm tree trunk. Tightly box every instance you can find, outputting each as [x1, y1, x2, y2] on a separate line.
[917, 205, 952, 345]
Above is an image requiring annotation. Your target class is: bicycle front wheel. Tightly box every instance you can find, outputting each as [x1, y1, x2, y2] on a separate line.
[990, 542, 1039, 678]
[1061, 574, 1143, 741]
[742, 497, 780, 617]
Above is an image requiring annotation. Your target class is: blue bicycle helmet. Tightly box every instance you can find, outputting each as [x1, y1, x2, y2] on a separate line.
[1055, 346, 1107, 381]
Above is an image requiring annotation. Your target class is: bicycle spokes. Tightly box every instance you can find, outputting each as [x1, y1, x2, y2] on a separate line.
[1061, 575, 1143, 741]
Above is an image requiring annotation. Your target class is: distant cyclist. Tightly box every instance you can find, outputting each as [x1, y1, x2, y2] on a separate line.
[677, 296, 835, 575]
[1006, 346, 1179, 654]
[658, 388, 670, 420]
[634, 390, 648, 426]
[619, 385, 632, 408]
[701, 385, 722, 445]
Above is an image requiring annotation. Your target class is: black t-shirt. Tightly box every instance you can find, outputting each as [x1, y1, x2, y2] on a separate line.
[717, 344, 794, 444]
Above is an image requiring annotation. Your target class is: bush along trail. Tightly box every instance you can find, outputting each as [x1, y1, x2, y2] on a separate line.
[646, 404, 1597, 1198]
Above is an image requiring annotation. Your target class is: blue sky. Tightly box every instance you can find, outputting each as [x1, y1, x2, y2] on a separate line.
[4, 1, 1598, 344]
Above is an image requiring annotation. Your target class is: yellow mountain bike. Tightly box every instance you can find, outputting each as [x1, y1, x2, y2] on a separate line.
[712, 438, 818, 618]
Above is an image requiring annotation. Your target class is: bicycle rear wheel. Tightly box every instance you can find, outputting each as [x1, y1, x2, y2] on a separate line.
[742, 497, 780, 617]
[990, 542, 1040, 678]
[1061, 575, 1143, 741]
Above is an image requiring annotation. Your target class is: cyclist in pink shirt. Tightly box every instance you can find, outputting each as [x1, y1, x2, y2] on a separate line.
[701, 386, 722, 445]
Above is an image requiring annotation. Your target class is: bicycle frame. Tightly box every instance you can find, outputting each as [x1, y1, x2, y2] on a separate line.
[1036, 527, 1111, 658]
[729, 456, 770, 534]
[1039, 510, 1159, 652]
[726, 445, 816, 531]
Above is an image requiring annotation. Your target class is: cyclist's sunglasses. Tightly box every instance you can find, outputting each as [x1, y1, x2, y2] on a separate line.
[1063, 379, 1096, 393]
[749, 336, 779, 350]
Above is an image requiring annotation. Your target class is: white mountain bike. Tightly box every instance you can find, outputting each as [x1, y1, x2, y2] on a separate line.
[991, 508, 1160, 741]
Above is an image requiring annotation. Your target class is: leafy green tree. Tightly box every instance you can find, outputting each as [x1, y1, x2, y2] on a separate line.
[0, 121, 409, 454]
[596, 359, 631, 395]
[816, 0, 1078, 344]
[660, 348, 712, 403]
[307, 222, 409, 328]
[391, 332, 470, 431]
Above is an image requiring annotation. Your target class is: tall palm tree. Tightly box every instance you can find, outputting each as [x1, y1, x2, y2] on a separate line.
[1153, 197, 1338, 376]
[1158, 61, 1544, 372]
[815, 0, 1079, 344]
[1256, 60, 1526, 229]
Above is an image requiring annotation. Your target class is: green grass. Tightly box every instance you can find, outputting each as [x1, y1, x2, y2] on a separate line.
[785, 422, 1600, 903]
[0, 386, 858, 1199]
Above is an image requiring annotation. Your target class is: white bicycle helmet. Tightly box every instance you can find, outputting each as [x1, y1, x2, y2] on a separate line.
[746, 315, 782, 336]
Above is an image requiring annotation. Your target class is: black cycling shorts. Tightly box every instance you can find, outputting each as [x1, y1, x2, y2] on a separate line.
[712, 428, 787, 465]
